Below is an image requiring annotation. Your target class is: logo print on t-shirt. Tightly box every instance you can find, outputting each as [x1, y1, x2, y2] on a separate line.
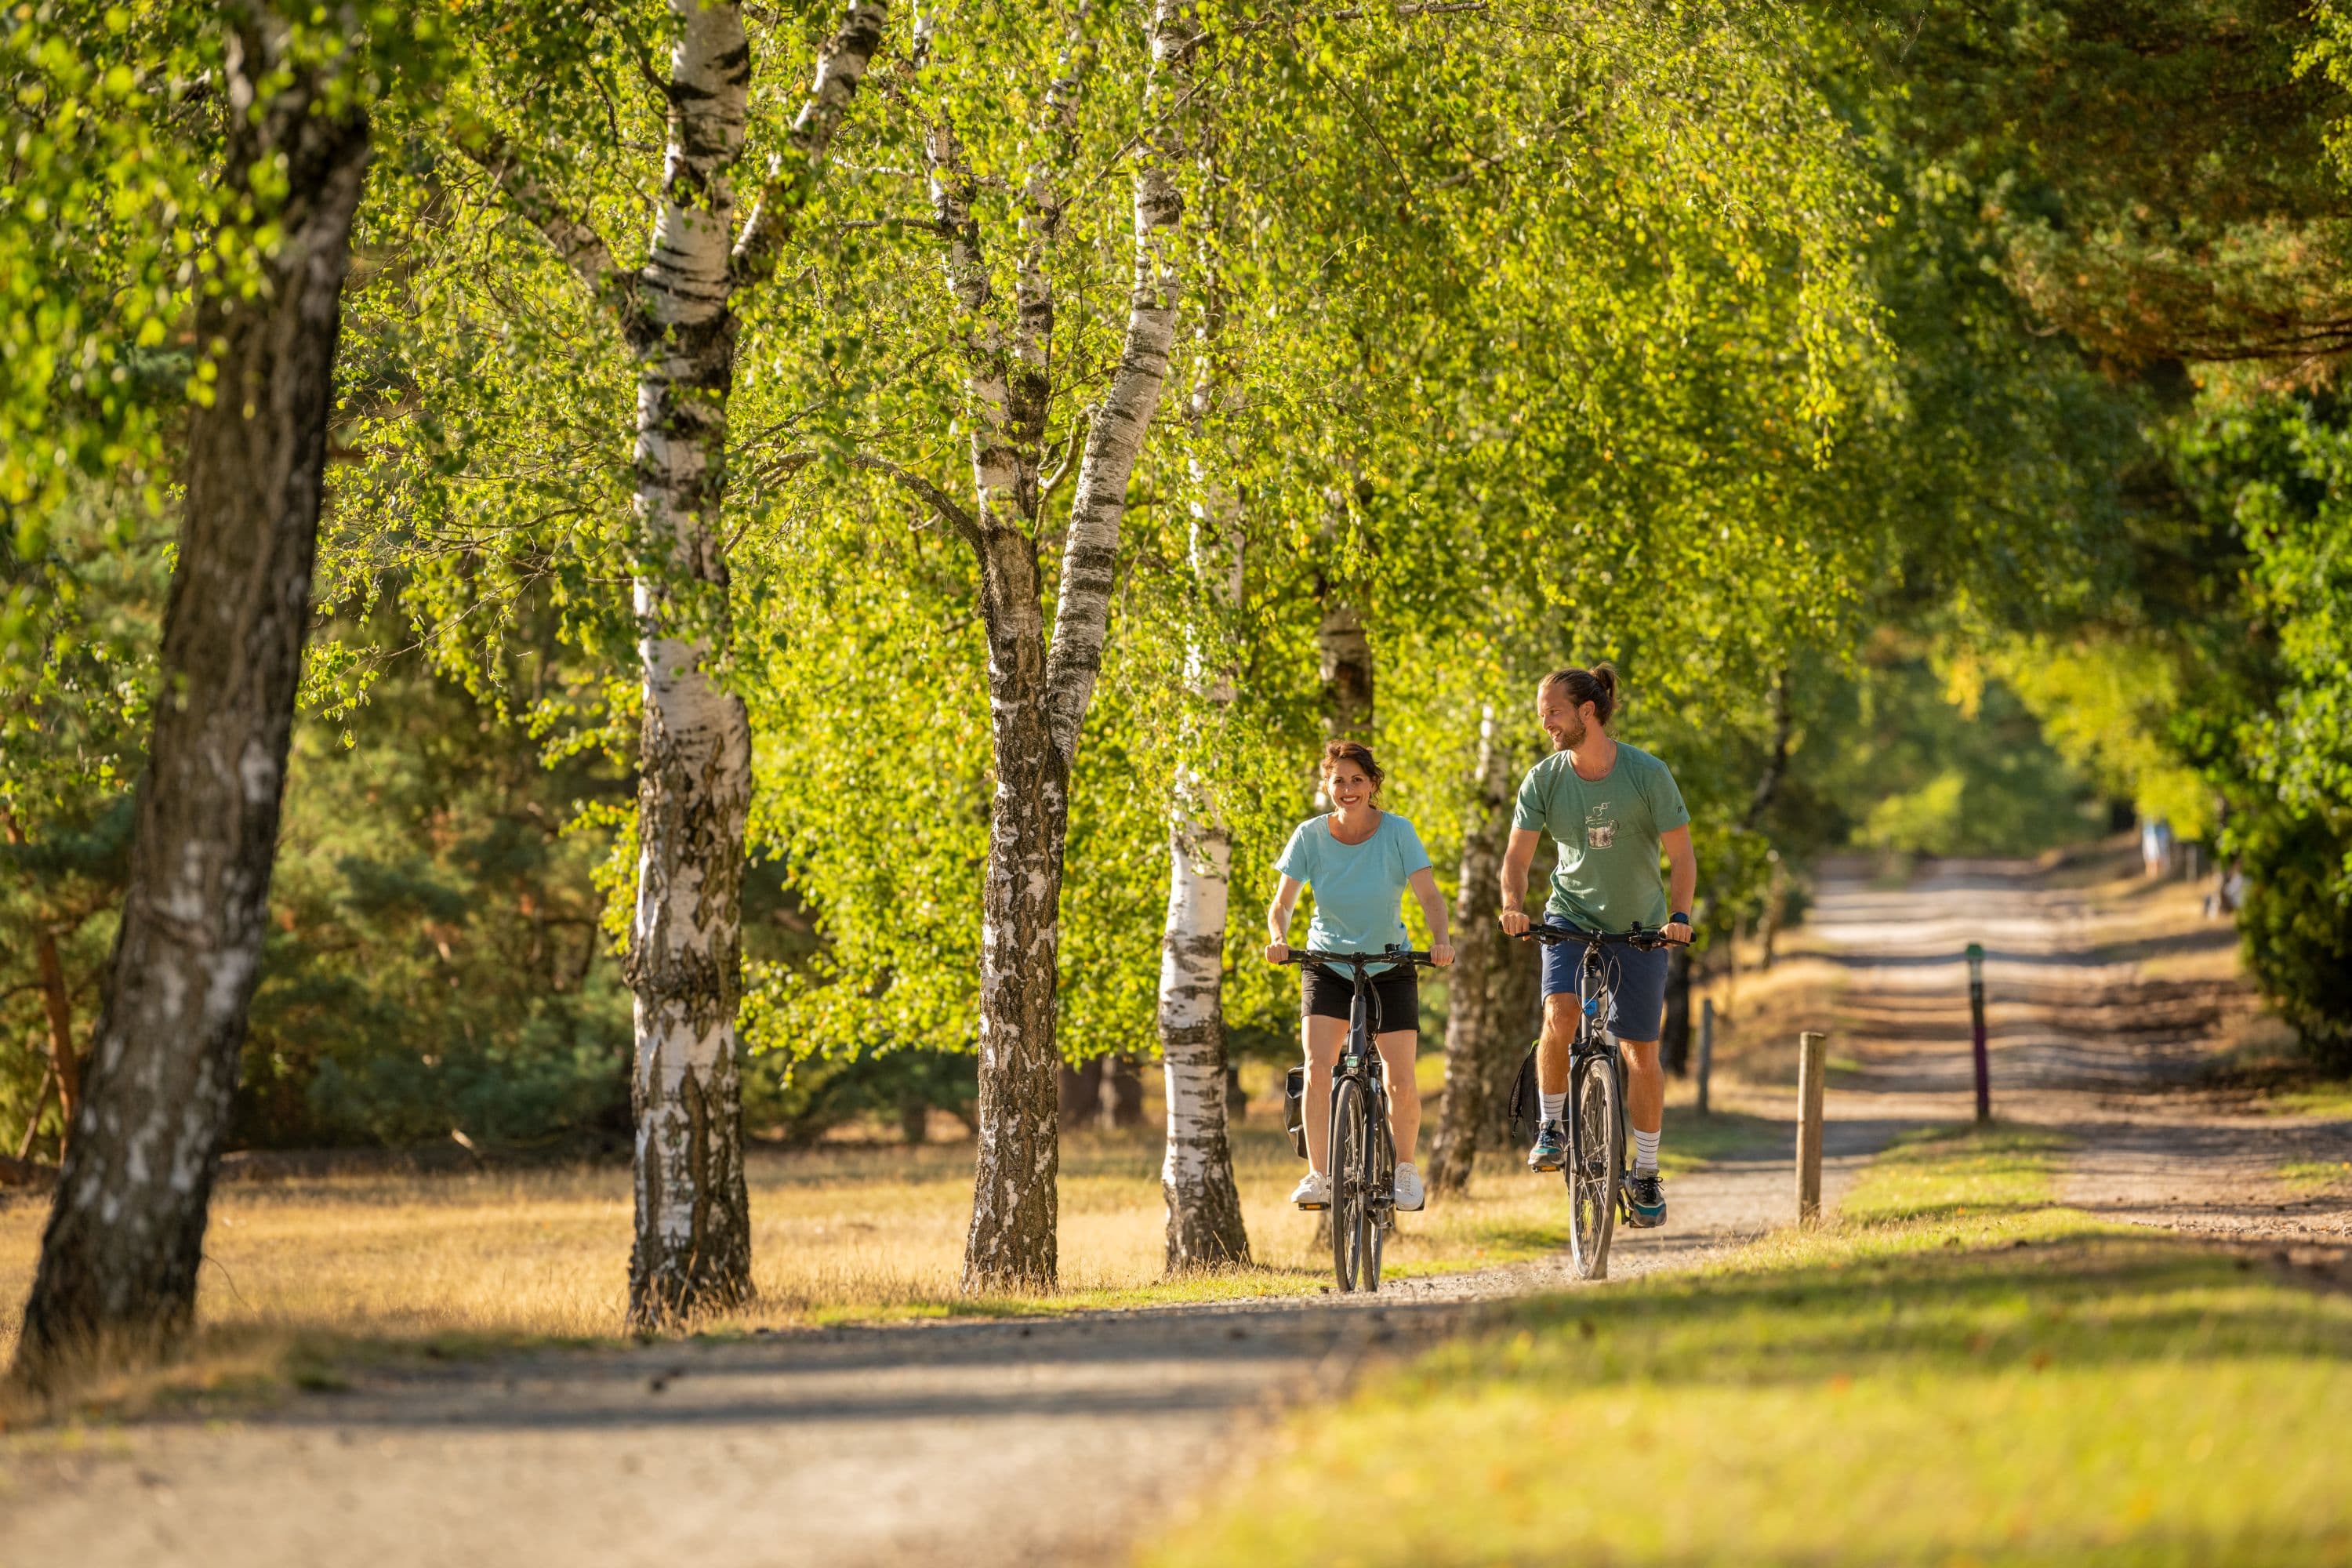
[1585, 802, 1617, 850]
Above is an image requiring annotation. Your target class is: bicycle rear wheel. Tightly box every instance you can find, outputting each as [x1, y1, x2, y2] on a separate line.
[1566, 1054, 1622, 1279]
[1330, 1077, 1375, 1292]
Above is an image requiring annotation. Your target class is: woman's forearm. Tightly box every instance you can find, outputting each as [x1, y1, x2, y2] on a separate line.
[1408, 869, 1450, 947]
[1267, 895, 1295, 944]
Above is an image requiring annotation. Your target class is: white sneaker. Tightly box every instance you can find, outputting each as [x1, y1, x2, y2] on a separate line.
[1392, 1163, 1425, 1211]
[1290, 1170, 1331, 1210]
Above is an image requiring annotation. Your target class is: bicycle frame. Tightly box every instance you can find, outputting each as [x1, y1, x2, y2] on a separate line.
[1568, 940, 1631, 1199]
[1282, 946, 1430, 1292]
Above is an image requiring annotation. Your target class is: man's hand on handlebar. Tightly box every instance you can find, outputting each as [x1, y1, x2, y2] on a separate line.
[1263, 940, 1290, 965]
[1498, 904, 1530, 937]
[1430, 941, 1455, 967]
[1662, 920, 1693, 945]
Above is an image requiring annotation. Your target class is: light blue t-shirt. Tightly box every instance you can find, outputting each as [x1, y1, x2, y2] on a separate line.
[1273, 811, 1432, 971]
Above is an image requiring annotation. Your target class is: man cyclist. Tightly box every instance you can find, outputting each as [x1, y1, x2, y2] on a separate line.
[1497, 662, 1697, 1228]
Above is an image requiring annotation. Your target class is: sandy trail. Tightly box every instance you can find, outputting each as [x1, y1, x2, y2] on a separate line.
[2, 1106, 1875, 1568]
[13, 854, 2344, 1566]
[1806, 858, 2352, 1248]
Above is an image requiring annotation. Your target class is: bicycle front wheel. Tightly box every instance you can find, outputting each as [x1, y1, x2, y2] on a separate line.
[1330, 1077, 1375, 1293]
[1566, 1056, 1622, 1280]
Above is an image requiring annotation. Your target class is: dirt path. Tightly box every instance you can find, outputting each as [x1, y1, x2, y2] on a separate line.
[1806, 857, 2352, 1248]
[2, 1123, 1872, 1568]
[17, 853, 2339, 1567]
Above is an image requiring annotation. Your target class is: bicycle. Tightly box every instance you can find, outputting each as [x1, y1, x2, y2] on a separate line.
[1513, 922, 1686, 1281]
[1279, 946, 1434, 1294]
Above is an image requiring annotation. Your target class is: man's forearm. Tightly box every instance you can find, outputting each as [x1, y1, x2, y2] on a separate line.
[1499, 847, 1533, 910]
[1669, 854, 1697, 917]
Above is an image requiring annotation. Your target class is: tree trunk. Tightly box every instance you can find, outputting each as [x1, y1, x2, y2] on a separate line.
[964, 530, 1069, 1289]
[1316, 585, 1373, 742]
[620, 0, 761, 1328]
[956, 5, 1189, 1290]
[1430, 707, 1512, 1197]
[467, 2, 882, 1327]
[1107, 1055, 1145, 1127]
[1157, 213, 1249, 1270]
[617, 0, 885, 1330]
[1058, 1057, 1105, 1124]
[1661, 945, 1693, 1076]
[12, 22, 368, 1383]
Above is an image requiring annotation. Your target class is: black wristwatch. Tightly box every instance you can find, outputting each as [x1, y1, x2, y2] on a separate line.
[1668, 911, 1691, 927]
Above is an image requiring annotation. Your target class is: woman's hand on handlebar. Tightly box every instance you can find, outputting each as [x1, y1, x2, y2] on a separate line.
[1498, 906, 1530, 937]
[1264, 940, 1290, 965]
[1430, 940, 1456, 967]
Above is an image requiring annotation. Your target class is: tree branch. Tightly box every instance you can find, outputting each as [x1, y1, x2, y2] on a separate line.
[732, 1, 893, 289]
[456, 129, 644, 337]
[850, 452, 982, 546]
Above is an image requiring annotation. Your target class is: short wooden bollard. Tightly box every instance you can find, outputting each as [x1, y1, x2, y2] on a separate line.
[1695, 997, 1716, 1116]
[1966, 941, 1991, 1124]
[1796, 1029, 1827, 1226]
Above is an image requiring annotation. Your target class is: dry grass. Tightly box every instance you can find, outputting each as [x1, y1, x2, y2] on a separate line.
[0, 1118, 1691, 1408]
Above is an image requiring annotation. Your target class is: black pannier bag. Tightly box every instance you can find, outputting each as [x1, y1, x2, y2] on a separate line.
[1283, 1065, 1308, 1160]
[1508, 1044, 1541, 1141]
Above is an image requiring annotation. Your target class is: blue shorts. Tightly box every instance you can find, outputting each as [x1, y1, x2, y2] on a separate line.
[1541, 938, 1671, 1041]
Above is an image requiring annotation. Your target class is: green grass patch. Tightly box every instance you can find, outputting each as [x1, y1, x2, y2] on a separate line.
[2267, 1081, 2352, 1120]
[1149, 1124, 2352, 1568]
[2278, 1160, 2352, 1193]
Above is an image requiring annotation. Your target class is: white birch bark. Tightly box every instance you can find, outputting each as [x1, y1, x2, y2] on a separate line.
[619, 0, 760, 1327]
[1157, 140, 1249, 1268]
[625, 0, 889, 1327]
[475, 2, 886, 1327]
[1158, 398, 1250, 1267]
[956, 2, 1195, 1290]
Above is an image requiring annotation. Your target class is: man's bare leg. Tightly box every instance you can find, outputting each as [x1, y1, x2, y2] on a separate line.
[1536, 993, 1578, 1096]
[1617, 1035, 1664, 1138]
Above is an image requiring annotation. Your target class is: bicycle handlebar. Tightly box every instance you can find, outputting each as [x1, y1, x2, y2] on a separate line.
[1516, 921, 1688, 951]
[1276, 949, 1436, 969]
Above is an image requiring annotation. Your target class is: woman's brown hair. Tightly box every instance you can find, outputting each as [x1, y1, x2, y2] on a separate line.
[1319, 738, 1385, 800]
[1541, 662, 1620, 727]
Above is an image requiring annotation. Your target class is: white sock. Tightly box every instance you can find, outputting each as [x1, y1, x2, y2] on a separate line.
[1539, 1091, 1566, 1124]
[1633, 1127, 1660, 1175]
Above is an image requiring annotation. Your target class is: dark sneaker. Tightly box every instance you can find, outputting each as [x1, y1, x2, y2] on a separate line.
[1527, 1120, 1567, 1173]
[1625, 1172, 1667, 1229]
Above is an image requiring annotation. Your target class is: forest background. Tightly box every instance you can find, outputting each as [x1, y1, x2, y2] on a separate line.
[3, 0, 2350, 1276]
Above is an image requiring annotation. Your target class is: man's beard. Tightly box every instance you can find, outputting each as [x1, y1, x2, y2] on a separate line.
[1553, 717, 1587, 752]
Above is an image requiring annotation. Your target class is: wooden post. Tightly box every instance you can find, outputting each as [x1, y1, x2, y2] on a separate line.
[1695, 997, 1715, 1116]
[1966, 942, 1990, 1124]
[1796, 1030, 1826, 1227]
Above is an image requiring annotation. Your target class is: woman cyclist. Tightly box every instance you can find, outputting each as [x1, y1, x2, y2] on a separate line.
[1264, 739, 1454, 1212]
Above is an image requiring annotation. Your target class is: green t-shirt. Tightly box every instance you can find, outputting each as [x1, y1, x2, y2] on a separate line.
[1512, 743, 1690, 930]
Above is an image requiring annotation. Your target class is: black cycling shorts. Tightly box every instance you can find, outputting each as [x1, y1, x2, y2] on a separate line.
[1298, 964, 1420, 1033]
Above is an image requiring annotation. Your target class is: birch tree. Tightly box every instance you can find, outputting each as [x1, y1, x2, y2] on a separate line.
[447, 0, 886, 1325]
[880, 1, 1192, 1289]
[1157, 231, 1249, 1267]
[11, 0, 376, 1381]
